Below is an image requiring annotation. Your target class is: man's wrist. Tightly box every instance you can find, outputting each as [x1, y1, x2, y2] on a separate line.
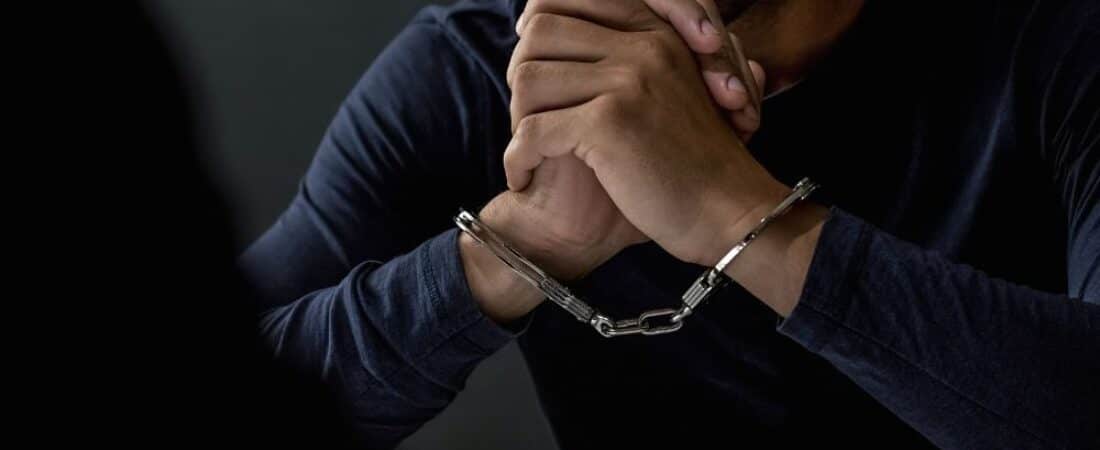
[691, 177, 789, 266]
[481, 192, 618, 280]
[459, 230, 543, 324]
[720, 200, 829, 316]
[685, 177, 828, 317]
[459, 192, 612, 324]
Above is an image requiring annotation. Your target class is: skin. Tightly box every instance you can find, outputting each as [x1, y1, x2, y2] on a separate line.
[461, 0, 865, 323]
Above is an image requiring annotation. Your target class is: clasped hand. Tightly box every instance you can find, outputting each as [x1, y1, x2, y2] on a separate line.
[502, 0, 788, 273]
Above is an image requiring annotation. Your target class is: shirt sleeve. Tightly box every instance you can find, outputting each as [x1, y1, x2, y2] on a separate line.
[240, 16, 516, 448]
[776, 19, 1100, 450]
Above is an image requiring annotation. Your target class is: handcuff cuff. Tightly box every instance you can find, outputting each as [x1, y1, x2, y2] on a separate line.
[455, 178, 819, 338]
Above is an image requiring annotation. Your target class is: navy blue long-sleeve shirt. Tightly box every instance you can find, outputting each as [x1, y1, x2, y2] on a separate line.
[243, 1, 1100, 448]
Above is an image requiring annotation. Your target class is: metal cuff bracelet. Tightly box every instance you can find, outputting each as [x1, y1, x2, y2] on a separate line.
[454, 177, 819, 338]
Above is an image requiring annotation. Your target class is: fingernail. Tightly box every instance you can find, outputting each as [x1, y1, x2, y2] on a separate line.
[726, 75, 746, 93]
[700, 19, 719, 36]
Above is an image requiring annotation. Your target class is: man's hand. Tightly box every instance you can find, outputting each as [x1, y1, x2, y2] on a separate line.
[461, 152, 646, 324]
[505, 0, 788, 267]
[465, 0, 775, 323]
[515, 0, 767, 142]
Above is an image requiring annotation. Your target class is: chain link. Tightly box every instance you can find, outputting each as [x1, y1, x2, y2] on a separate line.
[454, 178, 818, 338]
[457, 210, 680, 337]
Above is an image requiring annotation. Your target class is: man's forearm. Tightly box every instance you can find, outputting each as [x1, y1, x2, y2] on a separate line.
[459, 224, 544, 324]
[258, 229, 519, 448]
[460, 190, 631, 324]
[709, 203, 1100, 447]
[716, 200, 830, 317]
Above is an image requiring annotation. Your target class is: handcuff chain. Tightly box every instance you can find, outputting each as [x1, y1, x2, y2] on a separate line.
[454, 178, 818, 338]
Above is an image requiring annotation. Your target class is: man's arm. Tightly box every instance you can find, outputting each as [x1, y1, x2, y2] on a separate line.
[245, 0, 771, 444]
[721, 23, 1100, 450]
[504, 2, 1099, 447]
[241, 18, 550, 447]
[242, 2, 721, 443]
[726, 204, 1100, 449]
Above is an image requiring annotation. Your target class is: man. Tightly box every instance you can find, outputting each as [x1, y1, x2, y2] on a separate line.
[245, 0, 1099, 448]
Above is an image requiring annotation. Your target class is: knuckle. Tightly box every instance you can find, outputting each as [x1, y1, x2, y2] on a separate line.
[513, 115, 541, 144]
[620, 0, 662, 26]
[623, 4, 655, 25]
[503, 142, 523, 170]
[610, 66, 647, 96]
[607, 65, 646, 100]
[592, 95, 630, 125]
[633, 36, 663, 61]
[511, 61, 545, 94]
[634, 32, 680, 68]
[511, 38, 532, 66]
[524, 12, 558, 36]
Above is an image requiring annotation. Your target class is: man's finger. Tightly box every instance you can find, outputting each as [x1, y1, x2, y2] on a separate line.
[748, 59, 766, 95]
[504, 108, 585, 191]
[696, 14, 762, 112]
[517, 0, 649, 34]
[726, 31, 762, 109]
[507, 13, 619, 88]
[642, 0, 723, 54]
[728, 60, 765, 141]
[704, 58, 765, 139]
[517, 0, 726, 55]
[730, 106, 760, 141]
[509, 61, 611, 132]
[703, 68, 750, 111]
[701, 56, 765, 112]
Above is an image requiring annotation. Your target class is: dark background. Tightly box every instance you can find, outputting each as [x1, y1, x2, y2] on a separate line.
[146, 1, 556, 448]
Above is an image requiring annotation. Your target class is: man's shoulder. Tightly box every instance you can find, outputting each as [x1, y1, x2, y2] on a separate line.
[415, 0, 521, 27]
[410, 0, 519, 81]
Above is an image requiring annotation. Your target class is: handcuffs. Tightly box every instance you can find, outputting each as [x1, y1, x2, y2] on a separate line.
[456, 13, 813, 337]
[455, 178, 818, 338]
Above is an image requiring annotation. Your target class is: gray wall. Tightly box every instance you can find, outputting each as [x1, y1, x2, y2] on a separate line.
[147, 1, 556, 448]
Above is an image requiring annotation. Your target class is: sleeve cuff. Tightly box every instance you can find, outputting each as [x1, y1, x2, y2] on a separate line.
[777, 206, 873, 352]
[422, 228, 529, 353]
